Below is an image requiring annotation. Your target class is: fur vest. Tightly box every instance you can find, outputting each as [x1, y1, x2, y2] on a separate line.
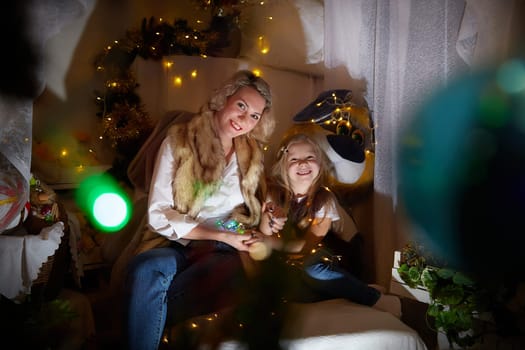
[137, 113, 265, 253]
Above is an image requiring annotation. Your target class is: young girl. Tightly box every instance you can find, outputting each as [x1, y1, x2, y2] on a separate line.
[258, 133, 401, 317]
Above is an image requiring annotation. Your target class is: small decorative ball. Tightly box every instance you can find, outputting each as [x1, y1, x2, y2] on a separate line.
[249, 241, 272, 261]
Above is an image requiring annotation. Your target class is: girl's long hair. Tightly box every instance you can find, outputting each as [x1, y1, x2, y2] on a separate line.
[268, 133, 335, 234]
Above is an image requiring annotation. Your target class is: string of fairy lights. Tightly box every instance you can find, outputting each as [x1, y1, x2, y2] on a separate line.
[90, 2, 274, 178]
[311, 91, 376, 154]
[36, 0, 379, 189]
[93, 17, 212, 157]
[83, 2, 377, 345]
[33, 1, 276, 181]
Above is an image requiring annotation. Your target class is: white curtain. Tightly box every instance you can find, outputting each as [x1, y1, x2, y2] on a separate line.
[323, 0, 516, 284]
[0, 0, 94, 232]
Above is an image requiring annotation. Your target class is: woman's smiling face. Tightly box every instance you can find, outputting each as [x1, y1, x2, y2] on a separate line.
[214, 86, 266, 140]
[286, 140, 321, 194]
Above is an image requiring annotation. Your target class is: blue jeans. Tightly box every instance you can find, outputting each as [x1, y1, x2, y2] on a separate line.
[286, 249, 381, 306]
[124, 241, 238, 350]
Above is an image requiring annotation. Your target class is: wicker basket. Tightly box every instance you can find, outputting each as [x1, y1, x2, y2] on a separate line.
[32, 253, 56, 286]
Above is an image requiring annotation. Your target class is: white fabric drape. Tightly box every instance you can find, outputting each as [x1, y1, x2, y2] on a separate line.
[0, 222, 64, 300]
[323, 0, 516, 284]
[0, 0, 94, 232]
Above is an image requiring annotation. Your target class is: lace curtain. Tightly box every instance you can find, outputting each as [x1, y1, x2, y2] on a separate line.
[324, 0, 517, 284]
[0, 0, 93, 232]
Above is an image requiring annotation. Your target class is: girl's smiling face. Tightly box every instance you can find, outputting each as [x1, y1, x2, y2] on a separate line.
[214, 86, 266, 140]
[286, 141, 321, 195]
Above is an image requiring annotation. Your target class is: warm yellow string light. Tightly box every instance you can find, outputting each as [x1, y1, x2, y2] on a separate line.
[75, 165, 85, 173]
[92, 9, 280, 161]
[257, 35, 269, 54]
[310, 92, 357, 126]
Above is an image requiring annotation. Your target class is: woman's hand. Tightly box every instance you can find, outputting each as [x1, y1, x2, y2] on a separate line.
[229, 229, 274, 260]
[220, 230, 266, 251]
[241, 230, 265, 245]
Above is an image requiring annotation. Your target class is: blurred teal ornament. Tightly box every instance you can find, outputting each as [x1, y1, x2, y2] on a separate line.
[398, 59, 525, 282]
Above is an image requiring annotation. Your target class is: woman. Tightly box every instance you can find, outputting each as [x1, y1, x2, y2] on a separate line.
[124, 70, 274, 350]
[258, 133, 401, 316]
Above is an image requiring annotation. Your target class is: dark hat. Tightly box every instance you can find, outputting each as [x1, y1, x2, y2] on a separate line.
[293, 89, 353, 123]
[326, 134, 365, 163]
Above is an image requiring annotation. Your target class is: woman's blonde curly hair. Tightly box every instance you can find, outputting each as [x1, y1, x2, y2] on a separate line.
[201, 70, 275, 143]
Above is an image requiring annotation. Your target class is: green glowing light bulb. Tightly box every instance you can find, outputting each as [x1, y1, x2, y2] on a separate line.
[76, 173, 132, 232]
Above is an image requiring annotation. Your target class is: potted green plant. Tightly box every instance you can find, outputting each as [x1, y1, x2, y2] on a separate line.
[1, 297, 78, 348]
[397, 243, 489, 349]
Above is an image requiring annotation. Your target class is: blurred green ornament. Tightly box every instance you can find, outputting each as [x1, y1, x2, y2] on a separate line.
[76, 173, 131, 232]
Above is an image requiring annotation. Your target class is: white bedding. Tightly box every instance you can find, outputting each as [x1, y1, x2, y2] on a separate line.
[215, 299, 427, 350]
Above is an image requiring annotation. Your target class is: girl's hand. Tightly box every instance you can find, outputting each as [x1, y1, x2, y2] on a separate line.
[260, 202, 287, 235]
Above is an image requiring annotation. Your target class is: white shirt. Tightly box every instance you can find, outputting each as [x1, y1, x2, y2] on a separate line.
[295, 195, 340, 221]
[315, 199, 340, 221]
[147, 136, 245, 242]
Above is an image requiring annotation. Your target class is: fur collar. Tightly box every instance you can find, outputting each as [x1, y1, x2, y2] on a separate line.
[167, 113, 264, 226]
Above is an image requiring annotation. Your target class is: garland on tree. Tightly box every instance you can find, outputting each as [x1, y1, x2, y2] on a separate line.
[93, 17, 225, 181]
